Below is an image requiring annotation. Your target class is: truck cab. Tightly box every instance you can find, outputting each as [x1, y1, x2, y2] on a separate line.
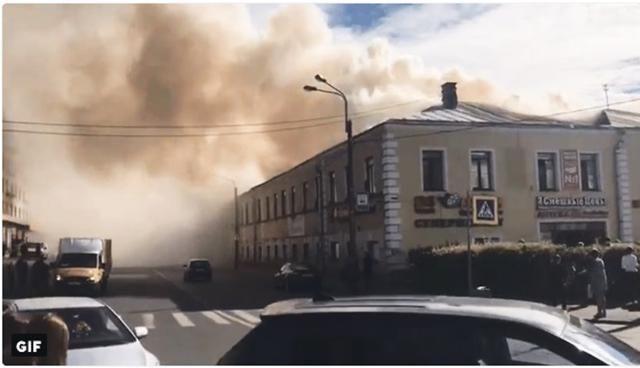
[53, 238, 112, 295]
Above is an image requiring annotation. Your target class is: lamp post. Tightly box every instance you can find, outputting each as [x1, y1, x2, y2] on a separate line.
[304, 75, 358, 272]
[212, 175, 239, 270]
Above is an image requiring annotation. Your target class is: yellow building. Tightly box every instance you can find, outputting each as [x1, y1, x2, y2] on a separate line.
[238, 83, 640, 271]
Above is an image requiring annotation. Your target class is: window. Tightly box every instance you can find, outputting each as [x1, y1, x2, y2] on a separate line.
[274, 193, 279, 218]
[580, 153, 600, 191]
[292, 244, 298, 261]
[283, 244, 288, 260]
[364, 157, 376, 193]
[274, 245, 279, 259]
[281, 190, 287, 216]
[329, 172, 337, 203]
[344, 166, 349, 201]
[258, 246, 263, 261]
[504, 337, 572, 365]
[257, 199, 262, 222]
[303, 243, 310, 260]
[470, 151, 493, 191]
[290, 186, 296, 215]
[302, 182, 309, 212]
[266, 245, 271, 261]
[421, 150, 445, 191]
[314, 176, 321, 210]
[537, 152, 558, 191]
[265, 196, 270, 220]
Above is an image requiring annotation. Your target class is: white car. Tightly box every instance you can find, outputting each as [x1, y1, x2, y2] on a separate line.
[9, 297, 159, 366]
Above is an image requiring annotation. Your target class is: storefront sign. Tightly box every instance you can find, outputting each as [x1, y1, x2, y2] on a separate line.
[414, 196, 436, 214]
[561, 150, 580, 190]
[537, 209, 608, 219]
[536, 196, 606, 209]
[287, 216, 305, 237]
[415, 218, 503, 228]
[438, 193, 463, 209]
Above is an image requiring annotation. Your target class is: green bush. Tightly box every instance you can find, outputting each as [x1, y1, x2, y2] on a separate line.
[408, 242, 638, 302]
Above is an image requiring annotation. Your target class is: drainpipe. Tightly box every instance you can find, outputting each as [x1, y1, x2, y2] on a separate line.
[615, 130, 634, 242]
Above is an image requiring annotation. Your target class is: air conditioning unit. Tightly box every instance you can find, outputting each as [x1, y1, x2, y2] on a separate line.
[356, 193, 370, 212]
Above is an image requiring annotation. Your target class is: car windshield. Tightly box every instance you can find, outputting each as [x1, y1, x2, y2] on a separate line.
[25, 307, 136, 350]
[190, 260, 210, 268]
[290, 264, 311, 272]
[58, 253, 98, 268]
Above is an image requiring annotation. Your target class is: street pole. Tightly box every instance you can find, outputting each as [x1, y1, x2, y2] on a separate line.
[317, 162, 327, 275]
[234, 185, 239, 270]
[345, 100, 357, 265]
[466, 191, 473, 295]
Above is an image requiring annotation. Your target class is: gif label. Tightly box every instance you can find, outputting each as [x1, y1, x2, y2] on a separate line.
[12, 334, 48, 357]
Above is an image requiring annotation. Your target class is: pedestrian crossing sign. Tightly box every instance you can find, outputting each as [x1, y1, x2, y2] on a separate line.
[472, 196, 499, 225]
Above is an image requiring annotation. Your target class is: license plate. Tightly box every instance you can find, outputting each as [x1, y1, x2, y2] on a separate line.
[28, 248, 36, 252]
[68, 282, 81, 286]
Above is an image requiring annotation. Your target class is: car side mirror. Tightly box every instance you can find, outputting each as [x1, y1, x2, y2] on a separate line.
[134, 326, 149, 339]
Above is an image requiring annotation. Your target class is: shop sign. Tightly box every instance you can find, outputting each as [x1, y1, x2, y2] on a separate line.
[438, 193, 463, 209]
[414, 196, 436, 214]
[536, 196, 606, 209]
[537, 209, 608, 219]
[415, 218, 503, 228]
[561, 150, 580, 190]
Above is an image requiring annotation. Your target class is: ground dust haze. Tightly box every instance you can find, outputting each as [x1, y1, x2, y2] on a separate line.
[4, 4, 535, 266]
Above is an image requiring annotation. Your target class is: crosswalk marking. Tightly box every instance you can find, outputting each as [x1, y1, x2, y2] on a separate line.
[215, 310, 255, 328]
[142, 313, 155, 329]
[232, 310, 260, 324]
[202, 311, 230, 325]
[172, 312, 195, 327]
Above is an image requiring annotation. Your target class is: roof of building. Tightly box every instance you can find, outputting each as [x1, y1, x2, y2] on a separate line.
[11, 297, 105, 311]
[600, 109, 640, 128]
[397, 102, 564, 125]
[261, 295, 570, 335]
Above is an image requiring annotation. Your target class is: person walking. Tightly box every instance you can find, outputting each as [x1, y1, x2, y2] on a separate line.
[587, 249, 608, 319]
[621, 246, 639, 304]
[549, 254, 564, 307]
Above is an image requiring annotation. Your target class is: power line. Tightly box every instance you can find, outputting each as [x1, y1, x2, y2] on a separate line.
[3, 96, 639, 139]
[3, 100, 423, 130]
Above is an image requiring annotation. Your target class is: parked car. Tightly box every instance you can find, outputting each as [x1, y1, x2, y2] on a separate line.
[20, 242, 48, 260]
[8, 297, 159, 365]
[183, 259, 212, 282]
[218, 295, 640, 365]
[273, 263, 319, 292]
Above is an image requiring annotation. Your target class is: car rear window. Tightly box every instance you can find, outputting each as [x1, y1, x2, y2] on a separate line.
[190, 260, 210, 268]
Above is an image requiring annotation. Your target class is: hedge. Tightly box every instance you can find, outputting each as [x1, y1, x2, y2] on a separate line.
[407, 242, 639, 302]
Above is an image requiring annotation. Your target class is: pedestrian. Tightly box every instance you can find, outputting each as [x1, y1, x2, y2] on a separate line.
[620, 246, 639, 304]
[586, 249, 608, 319]
[14, 255, 29, 298]
[31, 255, 51, 296]
[362, 249, 374, 292]
[27, 313, 70, 365]
[549, 254, 563, 307]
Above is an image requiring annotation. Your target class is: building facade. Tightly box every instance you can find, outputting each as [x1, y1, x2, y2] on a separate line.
[238, 83, 640, 271]
[2, 143, 30, 257]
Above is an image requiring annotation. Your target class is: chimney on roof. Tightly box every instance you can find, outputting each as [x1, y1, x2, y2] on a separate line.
[441, 82, 458, 109]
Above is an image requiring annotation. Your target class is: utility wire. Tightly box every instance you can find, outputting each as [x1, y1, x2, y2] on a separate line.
[3, 96, 639, 139]
[3, 100, 423, 130]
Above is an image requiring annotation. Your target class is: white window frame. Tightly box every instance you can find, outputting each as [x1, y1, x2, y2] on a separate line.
[534, 150, 561, 192]
[364, 156, 376, 193]
[578, 151, 603, 192]
[419, 147, 448, 192]
[469, 148, 497, 192]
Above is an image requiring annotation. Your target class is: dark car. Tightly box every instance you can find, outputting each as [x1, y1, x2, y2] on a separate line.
[274, 263, 318, 292]
[183, 259, 212, 282]
[218, 295, 640, 365]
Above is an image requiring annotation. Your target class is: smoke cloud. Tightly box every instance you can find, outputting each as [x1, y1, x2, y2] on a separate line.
[4, 4, 524, 266]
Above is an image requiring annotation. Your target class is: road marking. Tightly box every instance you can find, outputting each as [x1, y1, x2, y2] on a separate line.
[142, 313, 156, 329]
[202, 311, 231, 325]
[232, 310, 260, 324]
[172, 312, 195, 327]
[215, 311, 256, 328]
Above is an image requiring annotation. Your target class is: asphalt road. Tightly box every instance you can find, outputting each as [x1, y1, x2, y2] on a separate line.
[98, 266, 300, 365]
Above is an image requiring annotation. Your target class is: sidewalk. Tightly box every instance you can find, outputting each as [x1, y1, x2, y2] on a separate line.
[568, 304, 640, 349]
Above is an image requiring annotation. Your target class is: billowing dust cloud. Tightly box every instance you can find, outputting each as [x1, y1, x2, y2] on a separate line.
[4, 4, 525, 266]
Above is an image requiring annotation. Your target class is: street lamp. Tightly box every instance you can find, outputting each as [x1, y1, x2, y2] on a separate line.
[303, 74, 358, 276]
[212, 175, 239, 270]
